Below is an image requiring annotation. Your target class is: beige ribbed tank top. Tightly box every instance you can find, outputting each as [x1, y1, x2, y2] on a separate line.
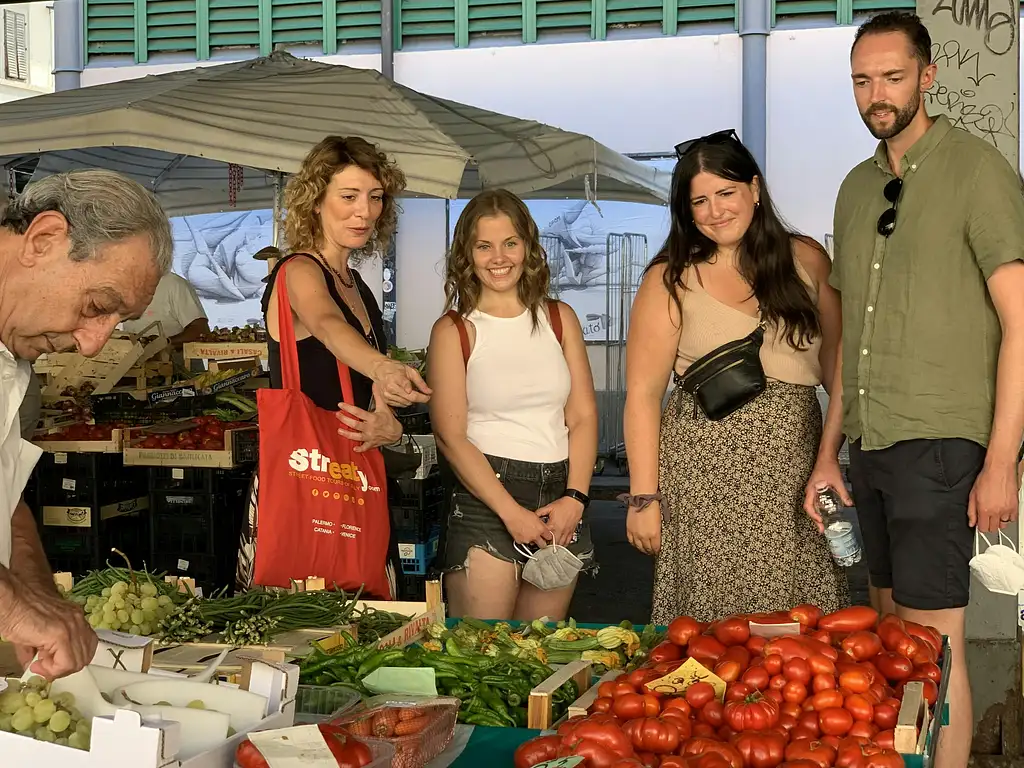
[674, 261, 822, 387]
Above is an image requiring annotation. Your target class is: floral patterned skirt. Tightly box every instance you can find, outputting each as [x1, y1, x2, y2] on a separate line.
[650, 381, 850, 625]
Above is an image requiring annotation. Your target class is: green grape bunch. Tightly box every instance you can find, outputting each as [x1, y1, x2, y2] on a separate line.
[81, 579, 174, 636]
[0, 676, 91, 750]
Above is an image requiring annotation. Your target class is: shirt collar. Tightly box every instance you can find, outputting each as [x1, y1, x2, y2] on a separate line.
[872, 114, 952, 176]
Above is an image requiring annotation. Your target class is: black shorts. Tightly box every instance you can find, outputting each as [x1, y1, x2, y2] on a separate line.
[848, 438, 984, 610]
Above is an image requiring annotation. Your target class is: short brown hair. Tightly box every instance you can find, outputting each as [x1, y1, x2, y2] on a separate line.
[853, 11, 932, 69]
[443, 189, 551, 329]
[283, 136, 406, 258]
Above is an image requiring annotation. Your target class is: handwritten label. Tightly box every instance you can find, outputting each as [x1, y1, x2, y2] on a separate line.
[533, 759, 585, 768]
[921, 0, 1019, 167]
[644, 658, 727, 701]
[248, 725, 338, 768]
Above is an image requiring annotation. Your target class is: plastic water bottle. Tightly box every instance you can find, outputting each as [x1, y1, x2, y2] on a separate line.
[816, 486, 862, 567]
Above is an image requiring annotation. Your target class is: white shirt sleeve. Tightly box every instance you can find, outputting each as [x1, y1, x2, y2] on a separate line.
[168, 274, 208, 331]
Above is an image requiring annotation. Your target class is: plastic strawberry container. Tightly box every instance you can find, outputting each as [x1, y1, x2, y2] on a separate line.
[329, 695, 459, 768]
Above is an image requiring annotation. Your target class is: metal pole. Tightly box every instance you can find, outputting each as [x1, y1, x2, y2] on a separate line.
[52, 0, 84, 92]
[738, 0, 770, 171]
[381, 0, 395, 80]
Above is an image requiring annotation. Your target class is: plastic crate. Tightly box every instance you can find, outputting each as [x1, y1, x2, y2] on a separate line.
[38, 505, 149, 575]
[397, 573, 427, 601]
[35, 452, 147, 507]
[391, 499, 444, 541]
[294, 685, 362, 724]
[398, 527, 440, 576]
[394, 471, 444, 510]
[396, 408, 430, 435]
[148, 465, 254, 494]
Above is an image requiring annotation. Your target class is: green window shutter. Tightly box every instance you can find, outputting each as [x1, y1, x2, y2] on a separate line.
[208, 0, 260, 51]
[272, 0, 324, 46]
[466, 0, 523, 41]
[337, 0, 382, 45]
[145, 0, 198, 56]
[85, 0, 136, 58]
[607, 0, 662, 33]
[397, 0, 456, 46]
[535, 0, 591, 34]
[772, 0, 836, 23]
[673, 0, 734, 26]
[850, 0, 914, 15]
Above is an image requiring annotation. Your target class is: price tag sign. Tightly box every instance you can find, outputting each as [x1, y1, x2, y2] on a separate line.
[749, 621, 801, 638]
[533, 759, 585, 768]
[644, 658, 727, 701]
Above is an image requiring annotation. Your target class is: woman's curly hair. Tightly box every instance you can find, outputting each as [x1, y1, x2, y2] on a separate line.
[444, 189, 551, 329]
[283, 136, 406, 261]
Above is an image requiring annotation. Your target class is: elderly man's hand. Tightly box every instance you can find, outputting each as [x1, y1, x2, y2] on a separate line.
[0, 578, 97, 679]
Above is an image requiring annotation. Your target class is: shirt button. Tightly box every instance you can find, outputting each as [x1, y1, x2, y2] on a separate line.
[867, 306, 874, 312]
[859, 389, 865, 395]
[862, 349, 868, 355]
[911, 164, 917, 170]
[873, 263, 880, 270]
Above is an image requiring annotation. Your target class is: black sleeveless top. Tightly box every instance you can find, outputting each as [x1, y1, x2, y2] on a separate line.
[263, 253, 386, 412]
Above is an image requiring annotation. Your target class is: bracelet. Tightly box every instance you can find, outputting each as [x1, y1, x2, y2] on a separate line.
[617, 492, 663, 512]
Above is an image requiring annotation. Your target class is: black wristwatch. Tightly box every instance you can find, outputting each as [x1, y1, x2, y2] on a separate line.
[563, 488, 590, 510]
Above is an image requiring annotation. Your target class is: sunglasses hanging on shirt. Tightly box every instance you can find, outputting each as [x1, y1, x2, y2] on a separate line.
[877, 177, 903, 237]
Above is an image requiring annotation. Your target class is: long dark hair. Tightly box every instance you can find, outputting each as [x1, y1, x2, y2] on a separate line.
[649, 138, 820, 349]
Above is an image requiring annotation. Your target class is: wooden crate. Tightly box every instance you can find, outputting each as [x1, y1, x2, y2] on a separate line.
[38, 331, 169, 397]
[33, 428, 124, 454]
[122, 424, 257, 468]
[565, 667, 619, 720]
[183, 342, 268, 367]
[528, 660, 594, 730]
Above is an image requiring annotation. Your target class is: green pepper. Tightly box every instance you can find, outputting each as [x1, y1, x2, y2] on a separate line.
[507, 692, 522, 708]
[512, 707, 527, 728]
[462, 710, 510, 728]
[356, 649, 407, 679]
[448, 685, 470, 698]
[478, 683, 515, 726]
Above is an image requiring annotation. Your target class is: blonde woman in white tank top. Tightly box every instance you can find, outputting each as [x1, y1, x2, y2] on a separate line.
[427, 190, 599, 621]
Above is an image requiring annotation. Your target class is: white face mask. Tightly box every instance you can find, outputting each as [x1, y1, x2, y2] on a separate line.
[969, 530, 1024, 596]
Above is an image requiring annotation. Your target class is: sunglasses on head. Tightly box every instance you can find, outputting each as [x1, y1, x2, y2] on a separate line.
[675, 129, 739, 158]
[877, 178, 903, 237]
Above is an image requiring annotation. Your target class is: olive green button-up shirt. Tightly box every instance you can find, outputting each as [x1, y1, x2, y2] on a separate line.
[831, 115, 1024, 451]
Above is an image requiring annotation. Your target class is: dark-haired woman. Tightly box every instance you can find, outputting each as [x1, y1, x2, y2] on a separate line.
[623, 130, 850, 624]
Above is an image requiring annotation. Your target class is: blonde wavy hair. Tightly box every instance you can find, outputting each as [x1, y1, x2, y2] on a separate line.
[283, 136, 406, 261]
[444, 189, 552, 328]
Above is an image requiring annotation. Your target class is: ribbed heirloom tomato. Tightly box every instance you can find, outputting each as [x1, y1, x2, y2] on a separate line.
[723, 691, 781, 731]
[784, 738, 837, 768]
[731, 730, 788, 768]
[613, 693, 661, 720]
[682, 738, 744, 768]
[622, 716, 681, 754]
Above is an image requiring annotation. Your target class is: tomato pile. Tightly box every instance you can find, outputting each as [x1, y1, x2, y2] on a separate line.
[132, 416, 248, 451]
[514, 605, 943, 768]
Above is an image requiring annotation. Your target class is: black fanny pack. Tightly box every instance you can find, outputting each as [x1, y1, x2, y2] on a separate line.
[677, 323, 767, 421]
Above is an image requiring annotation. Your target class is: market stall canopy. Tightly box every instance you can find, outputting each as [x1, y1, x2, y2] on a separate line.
[0, 51, 669, 214]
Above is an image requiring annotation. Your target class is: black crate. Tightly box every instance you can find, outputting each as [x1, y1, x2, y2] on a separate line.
[391, 500, 444, 540]
[149, 483, 248, 595]
[393, 472, 444, 510]
[148, 465, 255, 494]
[230, 428, 260, 465]
[34, 453, 148, 509]
[397, 573, 427, 602]
[90, 391, 206, 425]
[37, 499, 150, 575]
[396, 407, 430, 436]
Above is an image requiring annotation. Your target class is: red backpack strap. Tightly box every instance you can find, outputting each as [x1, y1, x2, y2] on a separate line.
[546, 299, 563, 347]
[445, 310, 471, 367]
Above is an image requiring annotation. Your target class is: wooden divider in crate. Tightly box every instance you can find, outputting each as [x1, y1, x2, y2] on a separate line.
[528, 660, 594, 730]
[122, 423, 258, 468]
[38, 327, 169, 397]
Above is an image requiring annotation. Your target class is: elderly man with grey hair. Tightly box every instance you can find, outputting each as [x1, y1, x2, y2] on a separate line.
[0, 169, 171, 680]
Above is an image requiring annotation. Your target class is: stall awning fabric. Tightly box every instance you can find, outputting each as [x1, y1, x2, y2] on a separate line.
[0, 51, 669, 213]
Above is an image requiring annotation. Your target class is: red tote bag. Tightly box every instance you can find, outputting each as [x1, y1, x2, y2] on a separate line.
[252, 260, 392, 598]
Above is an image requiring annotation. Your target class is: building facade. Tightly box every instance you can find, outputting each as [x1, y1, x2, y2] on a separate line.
[0, 2, 53, 103]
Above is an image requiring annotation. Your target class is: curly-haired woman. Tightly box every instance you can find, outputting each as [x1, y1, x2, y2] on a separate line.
[427, 189, 598, 620]
[235, 136, 430, 594]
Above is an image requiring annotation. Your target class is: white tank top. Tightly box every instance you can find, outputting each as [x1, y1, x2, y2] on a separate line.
[465, 307, 571, 463]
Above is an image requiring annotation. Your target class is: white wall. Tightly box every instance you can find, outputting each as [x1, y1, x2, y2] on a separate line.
[0, 2, 54, 102]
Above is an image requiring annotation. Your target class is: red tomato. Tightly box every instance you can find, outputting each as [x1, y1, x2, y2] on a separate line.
[806, 655, 837, 678]
[843, 694, 874, 723]
[877, 623, 918, 659]
[681, 738, 744, 768]
[903, 620, 942, 657]
[628, 668, 662, 691]
[649, 640, 683, 664]
[840, 631, 883, 662]
[730, 730, 788, 768]
[769, 674, 788, 691]
[715, 660, 744, 683]
[685, 681, 718, 709]
[613, 693, 660, 720]
[727, 682, 756, 702]
[837, 669, 871, 694]
[765, 688, 784, 704]
[873, 652, 914, 683]
[714, 616, 752, 647]
[873, 729, 895, 750]
[701, 699, 725, 728]
[783, 658, 813, 685]
[818, 607, 879, 633]
[914, 662, 942, 684]
[789, 604, 824, 630]
[796, 711, 820, 736]
[662, 697, 692, 717]
[659, 709, 692, 738]
[873, 703, 898, 730]
[763, 655, 784, 675]
[742, 666, 771, 691]
[513, 735, 561, 768]
[812, 674, 836, 693]
[625, 717, 681, 755]
[780, 701, 803, 719]
[848, 721, 878, 740]
[591, 697, 614, 714]
[808, 690, 844, 712]
[781, 681, 807, 706]
[557, 738, 623, 767]
[689, 635, 728, 664]
[667, 616, 702, 647]
[784, 738, 837, 768]
[562, 721, 634, 758]
[861, 747, 903, 768]
[598, 682, 617, 699]
[693, 722, 718, 738]
[818, 707, 854, 737]
[747, 635, 768, 656]
[723, 691, 781, 732]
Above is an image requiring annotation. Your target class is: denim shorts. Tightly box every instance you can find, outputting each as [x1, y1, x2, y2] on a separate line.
[439, 454, 597, 573]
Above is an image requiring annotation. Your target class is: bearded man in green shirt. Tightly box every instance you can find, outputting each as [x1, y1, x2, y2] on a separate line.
[802, 11, 1024, 768]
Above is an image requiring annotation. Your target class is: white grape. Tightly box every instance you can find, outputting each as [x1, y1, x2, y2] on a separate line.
[88, 614, 102, 628]
[116, 609, 129, 624]
[11, 706, 33, 732]
[68, 730, 90, 750]
[49, 709, 71, 733]
[141, 597, 158, 612]
[100, 587, 111, 598]
[24, 692, 41, 708]
[33, 698, 56, 723]
[157, 594, 172, 607]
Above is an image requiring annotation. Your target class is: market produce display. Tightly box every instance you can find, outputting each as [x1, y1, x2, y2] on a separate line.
[330, 695, 459, 767]
[299, 638, 579, 728]
[514, 604, 944, 768]
[0, 676, 91, 750]
[236, 723, 378, 768]
[425, 617, 659, 672]
[128, 414, 251, 451]
[196, 324, 267, 343]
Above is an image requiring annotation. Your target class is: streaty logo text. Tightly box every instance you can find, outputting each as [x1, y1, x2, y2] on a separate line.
[288, 448, 370, 492]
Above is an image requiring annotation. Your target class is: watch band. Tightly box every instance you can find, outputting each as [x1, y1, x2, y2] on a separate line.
[563, 488, 590, 509]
